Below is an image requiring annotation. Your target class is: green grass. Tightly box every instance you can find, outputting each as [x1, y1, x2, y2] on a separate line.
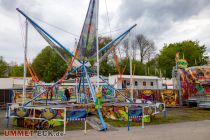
[50, 121, 92, 131]
[105, 107, 210, 127]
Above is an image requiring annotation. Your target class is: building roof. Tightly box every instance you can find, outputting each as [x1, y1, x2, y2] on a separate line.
[0, 77, 32, 89]
[109, 75, 160, 80]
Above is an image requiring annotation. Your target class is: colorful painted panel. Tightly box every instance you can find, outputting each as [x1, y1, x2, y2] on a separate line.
[143, 106, 155, 116]
[13, 118, 63, 129]
[13, 91, 33, 104]
[179, 66, 210, 99]
[161, 90, 177, 107]
[102, 105, 128, 121]
[186, 66, 210, 81]
[66, 108, 87, 121]
[10, 106, 65, 129]
[128, 106, 143, 122]
[141, 90, 154, 102]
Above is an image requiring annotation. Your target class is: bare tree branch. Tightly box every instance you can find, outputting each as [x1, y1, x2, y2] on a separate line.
[135, 34, 156, 63]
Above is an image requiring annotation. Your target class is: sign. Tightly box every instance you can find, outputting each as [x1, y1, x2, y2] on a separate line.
[128, 106, 142, 119]
[161, 90, 177, 106]
[66, 109, 87, 121]
[142, 90, 154, 102]
[142, 90, 153, 95]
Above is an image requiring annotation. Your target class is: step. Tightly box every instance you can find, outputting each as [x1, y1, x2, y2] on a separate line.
[86, 116, 117, 131]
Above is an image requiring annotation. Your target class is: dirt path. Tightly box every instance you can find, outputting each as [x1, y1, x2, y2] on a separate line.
[1, 120, 210, 140]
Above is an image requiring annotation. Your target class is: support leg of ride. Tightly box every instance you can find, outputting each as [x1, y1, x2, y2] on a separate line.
[6, 105, 10, 128]
[142, 116, 144, 129]
[163, 110, 167, 118]
[84, 120, 87, 134]
[127, 119, 130, 131]
[64, 108, 66, 135]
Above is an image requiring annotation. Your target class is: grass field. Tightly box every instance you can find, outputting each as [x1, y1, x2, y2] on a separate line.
[105, 107, 210, 127]
[51, 121, 92, 131]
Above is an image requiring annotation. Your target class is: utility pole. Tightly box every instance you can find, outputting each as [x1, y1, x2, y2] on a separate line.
[74, 39, 79, 103]
[145, 65, 147, 76]
[177, 67, 183, 106]
[22, 19, 28, 106]
[175, 55, 182, 106]
[129, 33, 133, 101]
[96, 0, 99, 90]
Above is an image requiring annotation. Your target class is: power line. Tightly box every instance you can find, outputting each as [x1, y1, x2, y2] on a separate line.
[104, 0, 112, 38]
[99, 28, 123, 36]
[32, 16, 80, 38]
[32, 16, 119, 38]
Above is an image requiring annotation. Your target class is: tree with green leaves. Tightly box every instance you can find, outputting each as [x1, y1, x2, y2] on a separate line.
[158, 40, 208, 78]
[9, 64, 24, 77]
[32, 46, 69, 82]
[115, 58, 145, 75]
[0, 56, 8, 77]
[146, 56, 160, 76]
[97, 36, 118, 76]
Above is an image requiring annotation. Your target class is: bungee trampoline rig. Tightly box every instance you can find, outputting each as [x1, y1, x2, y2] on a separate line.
[6, 0, 166, 133]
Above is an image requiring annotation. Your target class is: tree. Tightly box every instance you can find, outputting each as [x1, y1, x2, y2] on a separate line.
[97, 36, 118, 75]
[136, 34, 156, 63]
[98, 36, 112, 56]
[146, 55, 160, 76]
[32, 46, 68, 82]
[0, 56, 8, 77]
[9, 64, 24, 77]
[158, 40, 208, 78]
[89, 36, 112, 65]
[121, 38, 138, 60]
[131, 40, 138, 60]
[100, 60, 117, 76]
[122, 39, 130, 58]
[118, 58, 145, 75]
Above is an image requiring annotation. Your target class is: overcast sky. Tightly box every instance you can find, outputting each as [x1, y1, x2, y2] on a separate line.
[0, 0, 210, 64]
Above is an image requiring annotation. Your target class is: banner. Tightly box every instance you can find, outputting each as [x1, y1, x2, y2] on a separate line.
[77, 0, 99, 61]
[9, 106, 65, 129]
[66, 108, 87, 121]
[161, 90, 177, 106]
[142, 90, 154, 102]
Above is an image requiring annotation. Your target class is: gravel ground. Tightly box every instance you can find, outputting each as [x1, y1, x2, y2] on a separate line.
[1, 120, 210, 140]
[1, 108, 210, 140]
[0, 110, 7, 131]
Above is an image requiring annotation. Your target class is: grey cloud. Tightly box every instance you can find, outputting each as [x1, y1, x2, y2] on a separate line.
[118, 0, 210, 38]
[120, 0, 210, 22]
[1, 0, 18, 10]
[1, 0, 37, 10]
[1, 0, 210, 64]
[1, 0, 43, 20]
